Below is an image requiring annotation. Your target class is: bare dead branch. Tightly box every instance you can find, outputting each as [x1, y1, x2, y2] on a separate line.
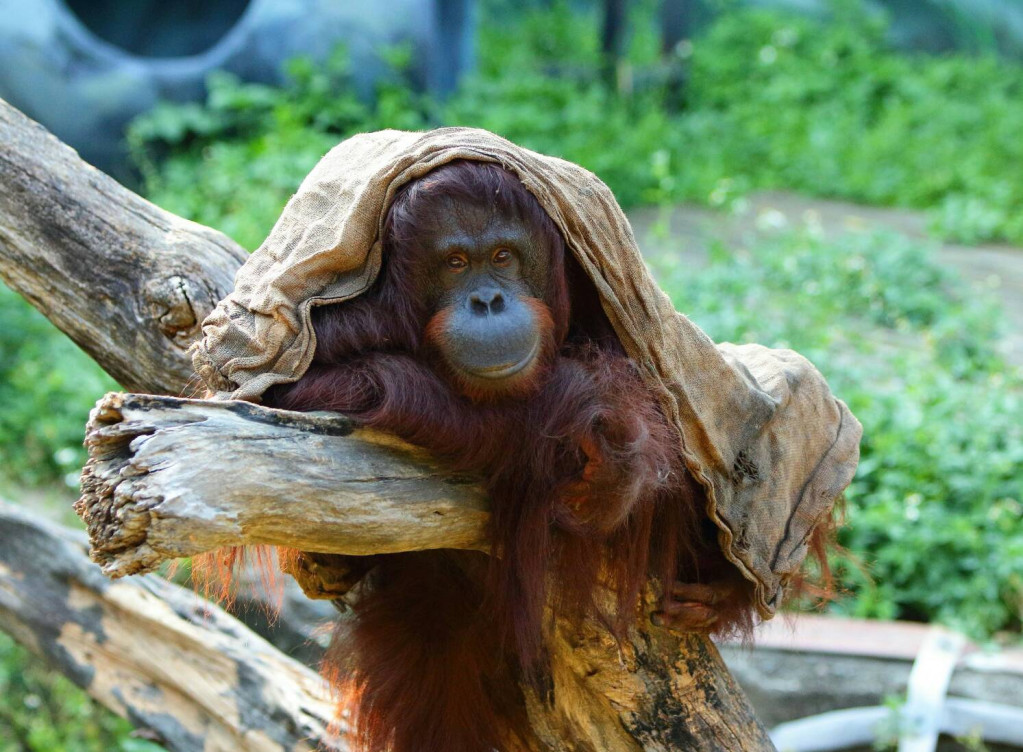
[0, 97, 246, 395]
[77, 392, 489, 579]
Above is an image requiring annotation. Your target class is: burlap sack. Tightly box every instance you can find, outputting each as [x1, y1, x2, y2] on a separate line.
[191, 127, 862, 618]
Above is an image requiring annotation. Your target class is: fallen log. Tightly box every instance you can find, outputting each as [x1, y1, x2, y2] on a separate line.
[0, 500, 339, 752]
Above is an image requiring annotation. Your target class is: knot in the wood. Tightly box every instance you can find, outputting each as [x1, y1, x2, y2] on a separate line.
[144, 275, 201, 346]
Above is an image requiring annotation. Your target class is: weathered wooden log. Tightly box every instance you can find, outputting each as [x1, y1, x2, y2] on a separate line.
[2, 97, 777, 750]
[0, 97, 247, 395]
[77, 391, 489, 579]
[0, 500, 341, 752]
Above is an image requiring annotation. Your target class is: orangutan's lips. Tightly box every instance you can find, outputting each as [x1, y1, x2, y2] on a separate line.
[467, 336, 540, 380]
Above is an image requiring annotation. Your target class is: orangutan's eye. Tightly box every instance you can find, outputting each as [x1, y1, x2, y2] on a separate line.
[492, 249, 512, 266]
[446, 254, 468, 271]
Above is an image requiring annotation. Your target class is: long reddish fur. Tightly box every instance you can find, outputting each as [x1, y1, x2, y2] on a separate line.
[194, 162, 833, 752]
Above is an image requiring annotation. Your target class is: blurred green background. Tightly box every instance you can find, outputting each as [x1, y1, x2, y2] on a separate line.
[1, 1, 1021, 749]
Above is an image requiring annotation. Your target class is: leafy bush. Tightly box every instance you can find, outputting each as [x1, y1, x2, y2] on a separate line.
[680, 8, 1023, 245]
[129, 50, 428, 249]
[461, 2, 1023, 245]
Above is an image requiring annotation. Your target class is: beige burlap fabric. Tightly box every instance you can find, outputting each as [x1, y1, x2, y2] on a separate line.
[191, 127, 862, 617]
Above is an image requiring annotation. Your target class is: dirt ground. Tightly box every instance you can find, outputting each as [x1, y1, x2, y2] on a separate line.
[629, 192, 1023, 365]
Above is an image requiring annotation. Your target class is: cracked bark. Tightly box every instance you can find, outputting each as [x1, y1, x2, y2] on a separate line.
[1, 97, 776, 751]
[0, 500, 340, 752]
[77, 392, 490, 579]
[0, 97, 246, 395]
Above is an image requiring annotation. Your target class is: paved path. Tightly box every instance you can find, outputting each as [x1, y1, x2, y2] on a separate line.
[629, 192, 1023, 365]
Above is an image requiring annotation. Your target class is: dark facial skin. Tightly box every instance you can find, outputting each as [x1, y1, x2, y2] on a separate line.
[416, 199, 554, 399]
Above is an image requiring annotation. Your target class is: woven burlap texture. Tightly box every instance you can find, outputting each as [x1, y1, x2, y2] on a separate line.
[191, 127, 862, 618]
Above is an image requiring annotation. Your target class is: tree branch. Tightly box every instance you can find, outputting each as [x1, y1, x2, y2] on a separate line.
[78, 392, 489, 579]
[0, 97, 246, 395]
[0, 500, 340, 752]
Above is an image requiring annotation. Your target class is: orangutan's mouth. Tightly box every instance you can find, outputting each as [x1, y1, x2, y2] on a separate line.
[463, 336, 540, 380]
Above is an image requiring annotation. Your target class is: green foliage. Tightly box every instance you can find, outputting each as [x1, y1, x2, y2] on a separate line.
[442, 1, 1023, 247]
[128, 48, 428, 249]
[653, 228, 1023, 640]
[0, 286, 116, 488]
[681, 8, 1023, 245]
[127, 4, 1023, 248]
[459, 2, 1023, 245]
[0, 632, 162, 752]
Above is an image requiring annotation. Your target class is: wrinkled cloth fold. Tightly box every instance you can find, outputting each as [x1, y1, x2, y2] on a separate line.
[191, 127, 862, 617]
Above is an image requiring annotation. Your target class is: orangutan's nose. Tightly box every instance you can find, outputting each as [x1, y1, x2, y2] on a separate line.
[470, 287, 506, 315]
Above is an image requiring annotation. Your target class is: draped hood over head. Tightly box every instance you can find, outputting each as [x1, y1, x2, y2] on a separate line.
[191, 127, 862, 618]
